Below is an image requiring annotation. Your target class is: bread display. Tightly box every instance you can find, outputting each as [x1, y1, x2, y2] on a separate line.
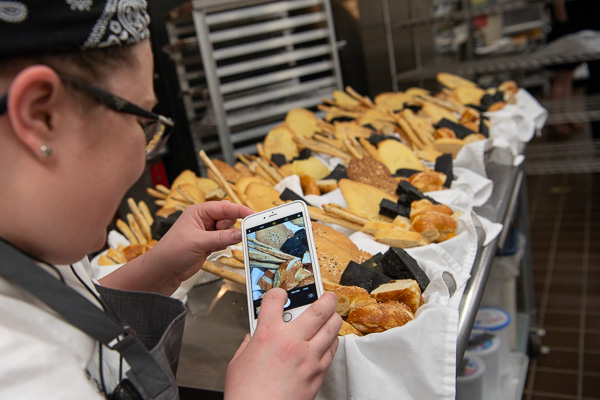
[116, 74, 527, 338]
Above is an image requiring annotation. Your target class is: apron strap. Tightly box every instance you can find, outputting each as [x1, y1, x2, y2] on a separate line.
[0, 239, 171, 398]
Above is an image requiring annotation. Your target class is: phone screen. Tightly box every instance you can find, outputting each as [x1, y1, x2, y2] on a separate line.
[245, 211, 318, 319]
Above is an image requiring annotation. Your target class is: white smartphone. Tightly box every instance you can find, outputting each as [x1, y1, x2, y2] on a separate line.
[241, 200, 324, 335]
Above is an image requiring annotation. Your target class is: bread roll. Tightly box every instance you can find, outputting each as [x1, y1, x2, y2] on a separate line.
[370, 279, 423, 314]
[330, 285, 377, 317]
[347, 301, 415, 334]
[338, 320, 363, 337]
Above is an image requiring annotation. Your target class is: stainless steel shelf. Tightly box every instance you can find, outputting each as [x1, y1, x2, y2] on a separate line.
[396, 49, 600, 82]
[392, 0, 559, 30]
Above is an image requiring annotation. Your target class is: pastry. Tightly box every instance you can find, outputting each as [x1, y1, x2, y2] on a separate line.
[347, 301, 415, 334]
[370, 279, 423, 314]
[330, 285, 377, 317]
[338, 320, 363, 336]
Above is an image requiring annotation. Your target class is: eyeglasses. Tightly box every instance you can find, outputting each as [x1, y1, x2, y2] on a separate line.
[0, 73, 174, 160]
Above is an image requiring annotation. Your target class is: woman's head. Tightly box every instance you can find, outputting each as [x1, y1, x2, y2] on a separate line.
[0, 1, 160, 264]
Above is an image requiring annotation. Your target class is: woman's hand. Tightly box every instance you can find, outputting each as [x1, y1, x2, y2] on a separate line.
[99, 201, 253, 294]
[224, 289, 342, 400]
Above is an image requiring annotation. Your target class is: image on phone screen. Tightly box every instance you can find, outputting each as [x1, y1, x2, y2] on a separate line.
[246, 212, 318, 318]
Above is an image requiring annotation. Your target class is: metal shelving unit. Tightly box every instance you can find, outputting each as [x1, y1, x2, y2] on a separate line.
[164, 0, 343, 168]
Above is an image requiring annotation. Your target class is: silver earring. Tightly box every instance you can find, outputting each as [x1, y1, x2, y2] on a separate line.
[40, 144, 53, 158]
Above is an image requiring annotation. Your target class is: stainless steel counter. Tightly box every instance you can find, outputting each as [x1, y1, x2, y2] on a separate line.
[177, 159, 526, 392]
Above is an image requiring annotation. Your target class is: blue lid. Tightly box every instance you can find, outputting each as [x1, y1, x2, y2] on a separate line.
[474, 307, 511, 330]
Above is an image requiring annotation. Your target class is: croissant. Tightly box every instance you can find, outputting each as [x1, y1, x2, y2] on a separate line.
[410, 199, 456, 243]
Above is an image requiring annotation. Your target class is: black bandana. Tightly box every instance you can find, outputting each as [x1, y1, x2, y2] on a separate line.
[0, 0, 151, 57]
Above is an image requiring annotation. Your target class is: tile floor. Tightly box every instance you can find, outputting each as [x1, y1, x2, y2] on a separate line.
[521, 126, 600, 399]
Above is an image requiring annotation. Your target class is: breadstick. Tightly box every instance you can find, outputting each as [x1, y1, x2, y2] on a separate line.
[116, 219, 139, 245]
[146, 187, 167, 199]
[127, 213, 147, 245]
[231, 249, 244, 262]
[322, 203, 370, 226]
[199, 150, 243, 205]
[155, 184, 171, 195]
[218, 257, 245, 269]
[138, 201, 154, 226]
[346, 86, 374, 107]
[201, 261, 245, 285]
[308, 206, 364, 231]
[342, 136, 363, 159]
[127, 198, 151, 241]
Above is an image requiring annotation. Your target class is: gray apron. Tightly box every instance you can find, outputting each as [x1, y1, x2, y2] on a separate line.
[0, 239, 186, 400]
[96, 285, 186, 400]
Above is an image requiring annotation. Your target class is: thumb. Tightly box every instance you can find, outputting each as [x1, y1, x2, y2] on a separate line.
[230, 334, 251, 362]
[255, 288, 288, 327]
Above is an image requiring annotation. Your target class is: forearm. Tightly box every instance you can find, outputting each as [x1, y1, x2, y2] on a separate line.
[98, 251, 181, 295]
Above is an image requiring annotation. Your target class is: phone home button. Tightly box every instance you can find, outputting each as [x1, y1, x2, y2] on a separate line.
[282, 312, 293, 322]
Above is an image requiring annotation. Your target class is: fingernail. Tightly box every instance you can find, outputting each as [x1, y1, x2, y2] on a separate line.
[232, 230, 242, 242]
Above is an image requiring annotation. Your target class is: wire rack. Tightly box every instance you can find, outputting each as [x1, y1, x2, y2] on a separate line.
[164, 0, 343, 167]
[540, 94, 600, 125]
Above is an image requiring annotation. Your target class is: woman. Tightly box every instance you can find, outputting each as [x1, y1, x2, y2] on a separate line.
[0, 2, 341, 399]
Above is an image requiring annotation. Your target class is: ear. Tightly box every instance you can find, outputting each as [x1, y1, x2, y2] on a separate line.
[6, 65, 62, 159]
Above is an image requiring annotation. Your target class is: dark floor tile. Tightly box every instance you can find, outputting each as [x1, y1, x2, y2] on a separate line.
[535, 280, 546, 294]
[536, 348, 579, 370]
[586, 313, 600, 331]
[532, 370, 578, 395]
[588, 271, 600, 284]
[586, 282, 600, 294]
[546, 294, 582, 311]
[585, 332, 600, 351]
[542, 329, 580, 350]
[552, 271, 585, 285]
[587, 296, 600, 313]
[529, 394, 578, 400]
[583, 352, 600, 374]
[549, 281, 584, 296]
[543, 311, 581, 330]
[582, 373, 600, 398]
[555, 242, 587, 253]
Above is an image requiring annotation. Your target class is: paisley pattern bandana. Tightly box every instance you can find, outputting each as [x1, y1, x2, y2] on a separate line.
[0, 0, 150, 57]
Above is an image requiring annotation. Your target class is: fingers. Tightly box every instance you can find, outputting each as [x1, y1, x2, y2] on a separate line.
[293, 292, 339, 341]
[193, 228, 242, 253]
[311, 310, 342, 358]
[193, 202, 254, 227]
[255, 288, 288, 328]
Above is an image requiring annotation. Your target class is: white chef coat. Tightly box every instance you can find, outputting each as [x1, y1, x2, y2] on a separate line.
[0, 258, 123, 399]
